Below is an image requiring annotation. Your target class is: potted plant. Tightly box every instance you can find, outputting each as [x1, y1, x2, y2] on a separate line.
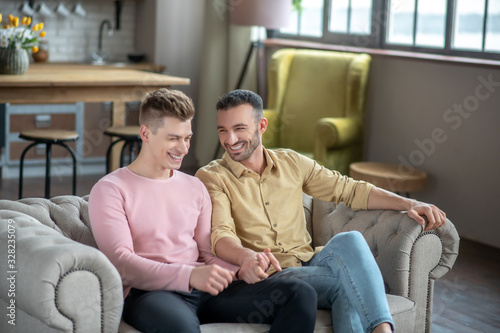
[0, 13, 46, 74]
[293, 0, 303, 13]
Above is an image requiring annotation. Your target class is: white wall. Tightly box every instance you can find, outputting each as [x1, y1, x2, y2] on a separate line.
[153, 0, 205, 101]
[365, 57, 500, 249]
[135, 0, 254, 168]
[136, 0, 206, 169]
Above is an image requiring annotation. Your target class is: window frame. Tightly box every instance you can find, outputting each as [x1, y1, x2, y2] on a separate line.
[276, 0, 500, 61]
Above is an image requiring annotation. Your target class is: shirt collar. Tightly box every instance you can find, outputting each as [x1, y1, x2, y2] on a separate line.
[222, 147, 276, 178]
[222, 152, 246, 178]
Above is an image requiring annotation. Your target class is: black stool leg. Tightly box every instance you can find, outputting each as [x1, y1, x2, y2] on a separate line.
[72, 151, 77, 196]
[106, 139, 125, 174]
[18, 142, 39, 199]
[120, 141, 127, 168]
[55, 142, 78, 196]
[45, 142, 52, 199]
[128, 139, 135, 164]
[120, 139, 137, 167]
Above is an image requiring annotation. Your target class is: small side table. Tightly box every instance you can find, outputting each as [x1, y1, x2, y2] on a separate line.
[349, 162, 427, 197]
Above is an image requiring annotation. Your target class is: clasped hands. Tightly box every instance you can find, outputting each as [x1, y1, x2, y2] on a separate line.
[236, 248, 282, 284]
[189, 249, 282, 295]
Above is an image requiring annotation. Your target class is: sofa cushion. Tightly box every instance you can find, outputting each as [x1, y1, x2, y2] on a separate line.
[311, 294, 415, 333]
[118, 294, 415, 333]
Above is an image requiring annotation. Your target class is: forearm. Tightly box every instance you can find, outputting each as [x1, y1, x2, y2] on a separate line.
[215, 237, 278, 283]
[366, 186, 446, 231]
[214, 237, 256, 266]
[194, 192, 239, 273]
[366, 186, 413, 211]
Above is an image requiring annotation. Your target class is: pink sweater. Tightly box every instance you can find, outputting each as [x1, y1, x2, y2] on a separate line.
[88, 167, 238, 297]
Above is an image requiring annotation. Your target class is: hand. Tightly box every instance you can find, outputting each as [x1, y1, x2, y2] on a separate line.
[189, 265, 235, 296]
[256, 248, 282, 273]
[407, 200, 446, 231]
[237, 249, 282, 284]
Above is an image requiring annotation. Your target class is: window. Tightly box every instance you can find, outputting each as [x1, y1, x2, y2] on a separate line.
[278, 0, 500, 60]
[329, 0, 372, 35]
[281, 0, 324, 37]
[386, 0, 447, 48]
[453, 0, 500, 53]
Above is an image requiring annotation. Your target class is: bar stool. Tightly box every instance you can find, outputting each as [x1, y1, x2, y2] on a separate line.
[349, 162, 427, 198]
[18, 129, 79, 199]
[104, 126, 142, 173]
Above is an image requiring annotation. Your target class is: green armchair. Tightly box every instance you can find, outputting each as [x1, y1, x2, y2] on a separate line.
[263, 48, 371, 175]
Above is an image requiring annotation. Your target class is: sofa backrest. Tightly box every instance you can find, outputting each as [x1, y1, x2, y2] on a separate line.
[0, 195, 97, 248]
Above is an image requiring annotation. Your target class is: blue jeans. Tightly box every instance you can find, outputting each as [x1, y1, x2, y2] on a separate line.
[271, 231, 394, 333]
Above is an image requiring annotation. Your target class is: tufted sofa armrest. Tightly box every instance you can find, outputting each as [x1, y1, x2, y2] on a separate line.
[307, 196, 459, 333]
[0, 200, 123, 332]
[0, 196, 96, 247]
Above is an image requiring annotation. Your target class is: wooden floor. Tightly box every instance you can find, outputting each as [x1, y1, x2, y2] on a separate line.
[1, 173, 499, 333]
[432, 238, 500, 333]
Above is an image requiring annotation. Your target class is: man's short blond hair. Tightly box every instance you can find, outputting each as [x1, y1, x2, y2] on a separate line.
[139, 89, 195, 133]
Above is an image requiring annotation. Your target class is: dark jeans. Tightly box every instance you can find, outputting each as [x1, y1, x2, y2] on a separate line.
[122, 278, 317, 333]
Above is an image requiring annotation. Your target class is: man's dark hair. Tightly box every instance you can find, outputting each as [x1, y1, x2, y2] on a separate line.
[216, 90, 263, 123]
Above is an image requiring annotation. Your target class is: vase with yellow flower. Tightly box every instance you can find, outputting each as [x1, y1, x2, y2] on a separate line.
[0, 13, 46, 74]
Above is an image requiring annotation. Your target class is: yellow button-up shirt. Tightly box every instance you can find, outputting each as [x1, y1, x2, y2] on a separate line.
[195, 148, 374, 273]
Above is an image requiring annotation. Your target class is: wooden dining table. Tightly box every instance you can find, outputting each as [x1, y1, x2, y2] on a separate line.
[0, 62, 190, 170]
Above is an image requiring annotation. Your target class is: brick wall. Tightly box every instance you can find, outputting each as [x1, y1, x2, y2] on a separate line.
[1, 0, 136, 62]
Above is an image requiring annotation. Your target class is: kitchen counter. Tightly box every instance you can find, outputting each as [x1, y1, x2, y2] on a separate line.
[0, 62, 188, 114]
[25, 61, 166, 73]
[0, 63, 183, 92]
[0, 63, 189, 170]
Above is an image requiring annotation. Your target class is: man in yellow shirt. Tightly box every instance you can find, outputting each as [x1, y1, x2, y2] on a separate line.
[196, 89, 446, 333]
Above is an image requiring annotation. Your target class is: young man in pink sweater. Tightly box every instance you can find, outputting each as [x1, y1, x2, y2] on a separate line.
[88, 89, 317, 333]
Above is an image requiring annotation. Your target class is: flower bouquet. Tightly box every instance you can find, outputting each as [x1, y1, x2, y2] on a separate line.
[0, 13, 46, 74]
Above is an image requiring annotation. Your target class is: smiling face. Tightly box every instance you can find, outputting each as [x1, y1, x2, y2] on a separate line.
[142, 116, 193, 173]
[217, 103, 266, 164]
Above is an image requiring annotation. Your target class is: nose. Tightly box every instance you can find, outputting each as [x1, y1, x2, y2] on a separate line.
[224, 130, 238, 146]
[178, 140, 189, 154]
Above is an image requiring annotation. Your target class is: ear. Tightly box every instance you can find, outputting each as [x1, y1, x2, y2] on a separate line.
[139, 125, 151, 142]
[258, 117, 268, 135]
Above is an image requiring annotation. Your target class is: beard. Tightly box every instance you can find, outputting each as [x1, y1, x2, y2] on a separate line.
[225, 128, 260, 162]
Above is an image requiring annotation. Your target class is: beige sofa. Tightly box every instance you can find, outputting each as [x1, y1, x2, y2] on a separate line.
[0, 195, 459, 333]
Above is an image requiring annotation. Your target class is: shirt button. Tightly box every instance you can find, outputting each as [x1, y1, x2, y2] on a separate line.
[296, 260, 301, 264]
[265, 202, 269, 205]
[273, 223, 277, 227]
[278, 242, 282, 246]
